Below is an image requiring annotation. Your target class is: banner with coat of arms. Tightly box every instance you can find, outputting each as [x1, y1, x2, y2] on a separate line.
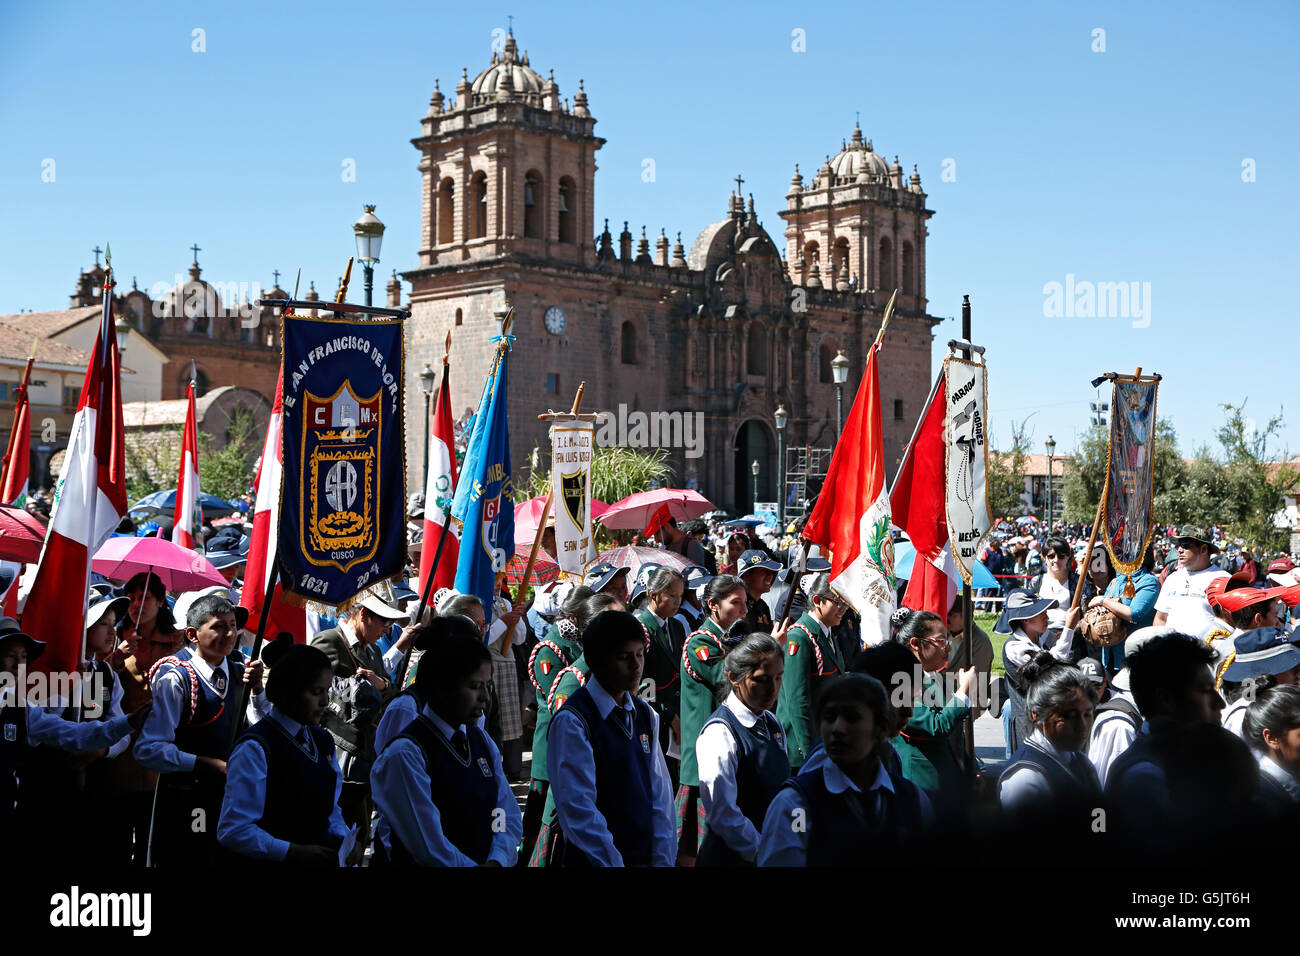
[943, 355, 992, 586]
[550, 421, 595, 579]
[278, 314, 406, 609]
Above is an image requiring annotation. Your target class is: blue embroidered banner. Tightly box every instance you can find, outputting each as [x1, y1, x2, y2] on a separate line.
[278, 314, 406, 608]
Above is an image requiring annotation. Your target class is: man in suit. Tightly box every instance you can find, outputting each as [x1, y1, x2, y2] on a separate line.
[311, 593, 407, 848]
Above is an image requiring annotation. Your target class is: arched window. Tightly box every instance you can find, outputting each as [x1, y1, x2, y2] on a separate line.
[902, 240, 915, 296]
[747, 323, 767, 376]
[455, 307, 463, 327]
[620, 321, 637, 364]
[471, 172, 488, 240]
[878, 236, 894, 291]
[832, 237, 850, 278]
[524, 170, 543, 239]
[803, 240, 820, 266]
[819, 342, 837, 383]
[437, 178, 455, 245]
[557, 176, 576, 244]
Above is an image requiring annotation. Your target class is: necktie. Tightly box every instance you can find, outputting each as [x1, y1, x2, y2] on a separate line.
[451, 729, 469, 761]
[611, 708, 632, 736]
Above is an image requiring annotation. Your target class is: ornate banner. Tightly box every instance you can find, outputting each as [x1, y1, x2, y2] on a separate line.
[1103, 376, 1159, 583]
[551, 421, 596, 578]
[943, 355, 992, 586]
[278, 314, 406, 609]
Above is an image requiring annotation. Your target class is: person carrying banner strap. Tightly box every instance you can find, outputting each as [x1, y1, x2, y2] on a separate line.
[776, 572, 846, 770]
[134, 593, 267, 867]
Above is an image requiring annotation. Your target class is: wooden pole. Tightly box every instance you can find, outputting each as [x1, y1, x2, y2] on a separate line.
[0, 338, 37, 494]
[959, 295, 975, 777]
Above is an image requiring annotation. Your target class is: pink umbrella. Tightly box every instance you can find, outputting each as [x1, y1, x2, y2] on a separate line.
[597, 545, 692, 581]
[598, 488, 714, 531]
[514, 494, 610, 548]
[92, 535, 230, 593]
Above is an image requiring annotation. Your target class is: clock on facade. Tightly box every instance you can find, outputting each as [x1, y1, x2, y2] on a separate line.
[544, 306, 567, 335]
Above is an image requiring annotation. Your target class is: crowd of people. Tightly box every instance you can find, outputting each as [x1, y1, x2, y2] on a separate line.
[4, 487, 1300, 868]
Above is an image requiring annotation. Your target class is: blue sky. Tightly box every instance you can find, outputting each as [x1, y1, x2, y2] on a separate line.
[1, 0, 1296, 460]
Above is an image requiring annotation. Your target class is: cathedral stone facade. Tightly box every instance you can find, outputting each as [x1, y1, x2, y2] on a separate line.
[400, 30, 941, 515]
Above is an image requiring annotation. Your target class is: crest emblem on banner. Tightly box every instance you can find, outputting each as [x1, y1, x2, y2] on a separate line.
[482, 493, 508, 573]
[561, 469, 588, 530]
[301, 382, 381, 573]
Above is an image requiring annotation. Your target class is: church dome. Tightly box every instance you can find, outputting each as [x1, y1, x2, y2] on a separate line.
[156, 261, 223, 323]
[824, 124, 890, 184]
[470, 31, 546, 100]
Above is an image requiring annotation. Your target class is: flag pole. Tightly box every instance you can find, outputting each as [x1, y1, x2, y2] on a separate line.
[0, 337, 38, 495]
[227, 562, 280, 754]
[958, 295, 976, 779]
[508, 381, 586, 654]
[414, 331, 455, 623]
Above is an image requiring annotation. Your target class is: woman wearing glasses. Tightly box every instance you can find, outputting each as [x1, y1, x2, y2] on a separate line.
[776, 573, 851, 771]
[1029, 537, 1077, 632]
[893, 608, 977, 813]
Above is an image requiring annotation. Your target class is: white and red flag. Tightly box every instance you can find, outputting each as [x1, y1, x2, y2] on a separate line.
[802, 337, 896, 647]
[22, 274, 128, 673]
[172, 366, 202, 549]
[890, 373, 956, 619]
[240, 368, 306, 642]
[417, 357, 460, 598]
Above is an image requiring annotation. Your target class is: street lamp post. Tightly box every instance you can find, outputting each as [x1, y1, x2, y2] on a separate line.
[1045, 435, 1056, 527]
[353, 205, 385, 308]
[831, 349, 850, 438]
[115, 316, 130, 354]
[751, 459, 760, 514]
[774, 404, 788, 532]
[420, 363, 437, 489]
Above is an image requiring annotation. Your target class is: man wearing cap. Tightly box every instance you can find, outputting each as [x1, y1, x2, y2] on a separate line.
[584, 562, 631, 604]
[657, 518, 711, 570]
[735, 550, 780, 638]
[1152, 526, 1230, 639]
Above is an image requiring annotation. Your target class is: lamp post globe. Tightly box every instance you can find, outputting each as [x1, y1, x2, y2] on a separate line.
[1045, 435, 1056, 528]
[831, 349, 850, 437]
[353, 205, 385, 308]
[774, 404, 788, 531]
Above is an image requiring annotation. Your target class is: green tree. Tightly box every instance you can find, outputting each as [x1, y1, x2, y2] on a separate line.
[987, 433, 1028, 520]
[198, 406, 259, 501]
[526, 443, 675, 504]
[1063, 418, 1186, 524]
[1211, 401, 1296, 551]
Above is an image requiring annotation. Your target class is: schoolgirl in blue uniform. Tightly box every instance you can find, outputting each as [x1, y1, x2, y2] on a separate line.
[218, 635, 353, 865]
[371, 617, 522, 866]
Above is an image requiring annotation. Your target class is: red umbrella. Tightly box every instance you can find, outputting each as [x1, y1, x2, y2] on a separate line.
[92, 535, 229, 592]
[0, 505, 47, 563]
[599, 488, 714, 531]
[514, 494, 610, 548]
[504, 544, 560, 590]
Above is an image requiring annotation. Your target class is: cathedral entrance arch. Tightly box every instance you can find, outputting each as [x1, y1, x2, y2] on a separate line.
[734, 420, 774, 515]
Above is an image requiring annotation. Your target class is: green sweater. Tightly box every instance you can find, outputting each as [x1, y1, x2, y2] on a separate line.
[775, 611, 846, 769]
[678, 617, 729, 788]
[634, 607, 681, 727]
[528, 624, 582, 783]
[900, 669, 970, 796]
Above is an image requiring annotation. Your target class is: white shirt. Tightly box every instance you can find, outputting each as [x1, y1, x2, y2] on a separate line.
[1155, 566, 1230, 638]
[370, 703, 522, 866]
[1088, 691, 1139, 788]
[1221, 698, 1248, 740]
[1259, 754, 1300, 802]
[135, 650, 266, 773]
[1039, 575, 1072, 630]
[697, 692, 787, 863]
[216, 704, 348, 861]
[547, 676, 676, 866]
[1003, 625, 1074, 670]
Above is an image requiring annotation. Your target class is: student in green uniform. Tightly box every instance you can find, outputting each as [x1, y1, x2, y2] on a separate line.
[894, 608, 977, 815]
[528, 590, 624, 867]
[852, 640, 941, 793]
[676, 574, 764, 865]
[633, 567, 686, 787]
[735, 550, 780, 637]
[521, 585, 592, 863]
[777, 573, 850, 769]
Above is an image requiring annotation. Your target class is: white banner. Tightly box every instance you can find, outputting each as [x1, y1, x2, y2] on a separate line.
[550, 421, 596, 579]
[943, 356, 992, 586]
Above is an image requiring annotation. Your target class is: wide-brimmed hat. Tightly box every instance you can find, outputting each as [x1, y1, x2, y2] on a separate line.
[86, 595, 130, 631]
[629, 562, 664, 604]
[174, 587, 249, 630]
[1221, 626, 1300, 683]
[0, 617, 44, 663]
[584, 562, 630, 594]
[407, 492, 425, 519]
[1217, 585, 1288, 615]
[1175, 525, 1220, 553]
[681, 565, 712, 590]
[205, 549, 247, 571]
[736, 550, 780, 576]
[358, 593, 408, 621]
[1111, 625, 1178, 692]
[993, 588, 1059, 634]
[1267, 556, 1299, 587]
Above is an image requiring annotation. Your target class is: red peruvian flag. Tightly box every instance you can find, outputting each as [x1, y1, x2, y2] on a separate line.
[240, 368, 306, 642]
[803, 338, 896, 646]
[890, 373, 956, 619]
[22, 276, 129, 673]
[172, 371, 201, 549]
[417, 358, 460, 599]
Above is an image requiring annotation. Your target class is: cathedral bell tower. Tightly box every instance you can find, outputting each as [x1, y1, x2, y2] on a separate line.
[412, 29, 604, 267]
